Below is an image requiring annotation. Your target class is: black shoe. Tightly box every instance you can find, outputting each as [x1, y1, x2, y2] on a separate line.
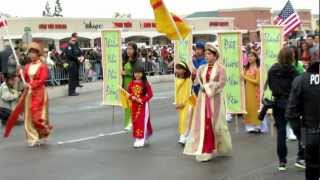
[69, 92, 79, 96]
[77, 85, 84, 88]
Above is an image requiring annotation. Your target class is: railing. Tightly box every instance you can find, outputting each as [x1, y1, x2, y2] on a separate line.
[46, 59, 173, 86]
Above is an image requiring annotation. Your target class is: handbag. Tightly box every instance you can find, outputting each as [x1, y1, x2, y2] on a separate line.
[258, 81, 275, 120]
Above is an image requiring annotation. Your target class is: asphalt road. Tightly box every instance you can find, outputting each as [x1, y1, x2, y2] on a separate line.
[0, 82, 304, 180]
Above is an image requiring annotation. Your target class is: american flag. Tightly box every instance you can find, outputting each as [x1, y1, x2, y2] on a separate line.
[274, 0, 301, 36]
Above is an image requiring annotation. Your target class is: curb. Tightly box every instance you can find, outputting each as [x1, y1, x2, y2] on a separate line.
[47, 75, 174, 99]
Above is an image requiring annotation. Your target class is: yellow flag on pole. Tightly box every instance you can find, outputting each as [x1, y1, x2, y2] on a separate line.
[150, 0, 191, 40]
[119, 88, 131, 108]
[187, 95, 197, 107]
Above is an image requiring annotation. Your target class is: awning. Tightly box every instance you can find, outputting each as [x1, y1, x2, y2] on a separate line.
[3, 35, 23, 40]
[32, 32, 70, 40]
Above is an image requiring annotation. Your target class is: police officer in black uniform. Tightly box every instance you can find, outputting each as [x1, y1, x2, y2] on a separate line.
[286, 60, 320, 180]
[66, 33, 84, 96]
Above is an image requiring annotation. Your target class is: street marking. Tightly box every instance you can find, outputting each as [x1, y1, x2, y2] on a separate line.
[153, 96, 170, 100]
[57, 130, 128, 145]
[52, 96, 171, 114]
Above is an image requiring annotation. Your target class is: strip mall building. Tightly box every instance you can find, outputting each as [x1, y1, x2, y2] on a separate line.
[0, 7, 317, 49]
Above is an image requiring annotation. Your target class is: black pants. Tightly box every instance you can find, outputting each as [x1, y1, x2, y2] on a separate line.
[292, 127, 305, 160]
[305, 134, 320, 180]
[273, 99, 304, 163]
[273, 109, 288, 163]
[68, 61, 79, 95]
[0, 107, 11, 126]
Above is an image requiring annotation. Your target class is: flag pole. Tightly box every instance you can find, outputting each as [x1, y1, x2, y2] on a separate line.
[1, 16, 26, 84]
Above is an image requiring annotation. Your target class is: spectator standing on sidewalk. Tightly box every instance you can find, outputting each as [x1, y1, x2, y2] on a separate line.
[66, 33, 84, 96]
[0, 74, 21, 126]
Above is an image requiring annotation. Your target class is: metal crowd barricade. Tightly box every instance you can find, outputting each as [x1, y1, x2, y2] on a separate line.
[46, 59, 172, 86]
[47, 65, 69, 86]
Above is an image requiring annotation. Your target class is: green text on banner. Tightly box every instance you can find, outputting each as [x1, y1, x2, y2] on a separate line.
[260, 26, 283, 99]
[101, 30, 122, 106]
[218, 32, 246, 114]
[174, 33, 193, 103]
[174, 34, 192, 66]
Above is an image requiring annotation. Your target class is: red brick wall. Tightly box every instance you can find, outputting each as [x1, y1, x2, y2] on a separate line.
[219, 9, 272, 30]
[297, 10, 312, 30]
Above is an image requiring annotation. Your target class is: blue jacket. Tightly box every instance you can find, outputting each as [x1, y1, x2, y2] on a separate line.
[192, 57, 207, 95]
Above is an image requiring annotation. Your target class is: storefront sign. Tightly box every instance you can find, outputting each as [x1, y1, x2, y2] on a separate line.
[113, 22, 132, 28]
[141, 22, 156, 28]
[84, 21, 103, 30]
[38, 23, 67, 30]
[218, 32, 246, 114]
[209, 21, 229, 27]
[101, 30, 122, 106]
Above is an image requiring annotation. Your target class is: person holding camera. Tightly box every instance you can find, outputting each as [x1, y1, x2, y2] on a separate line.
[286, 60, 320, 180]
[0, 74, 21, 126]
[267, 47, 303, 171]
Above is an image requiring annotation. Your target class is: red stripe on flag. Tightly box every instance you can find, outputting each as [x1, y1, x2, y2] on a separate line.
[285, 18, 300, 31]
[273, 16, 280, 25]
[282, 13, 298, 25]
[284, 23, 300, 36]
[0, 20, 7, 28]
[284, 20, 300, 36]
[152, 0, 163, 9]
[172, 15, 182, 23]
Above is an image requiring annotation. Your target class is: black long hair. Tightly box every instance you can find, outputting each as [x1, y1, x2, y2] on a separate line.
[133, 65, 148, 96]
[123, 41, 138, 67]
[175, 61, 191, 79]
[244, 51, 260, 70]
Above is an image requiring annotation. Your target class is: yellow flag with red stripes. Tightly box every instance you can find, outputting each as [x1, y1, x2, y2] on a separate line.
[150, 0, 191, 40]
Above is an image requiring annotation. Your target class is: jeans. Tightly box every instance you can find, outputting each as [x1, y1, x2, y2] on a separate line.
[273, 99, 305, 164]
[273, 99, 288, 164]
[292, 127, 305, 160]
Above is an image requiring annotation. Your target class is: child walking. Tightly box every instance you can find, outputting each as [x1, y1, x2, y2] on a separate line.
[127, 65, 153, 148]
[175, 61, 192, 144]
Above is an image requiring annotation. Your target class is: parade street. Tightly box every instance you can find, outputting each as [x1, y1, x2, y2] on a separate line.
[0, 82, 304, 180]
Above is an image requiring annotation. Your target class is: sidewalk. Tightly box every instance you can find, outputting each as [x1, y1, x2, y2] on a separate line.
[47, 75, 174, 99]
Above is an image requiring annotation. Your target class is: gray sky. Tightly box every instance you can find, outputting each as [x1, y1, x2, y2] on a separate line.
[1, 0, 319, 18]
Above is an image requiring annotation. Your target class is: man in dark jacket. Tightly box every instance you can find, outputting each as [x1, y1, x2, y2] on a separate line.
[286, 60, 320, 180]
[0, 44, 12, 78]
[66, 33, 83, 96]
